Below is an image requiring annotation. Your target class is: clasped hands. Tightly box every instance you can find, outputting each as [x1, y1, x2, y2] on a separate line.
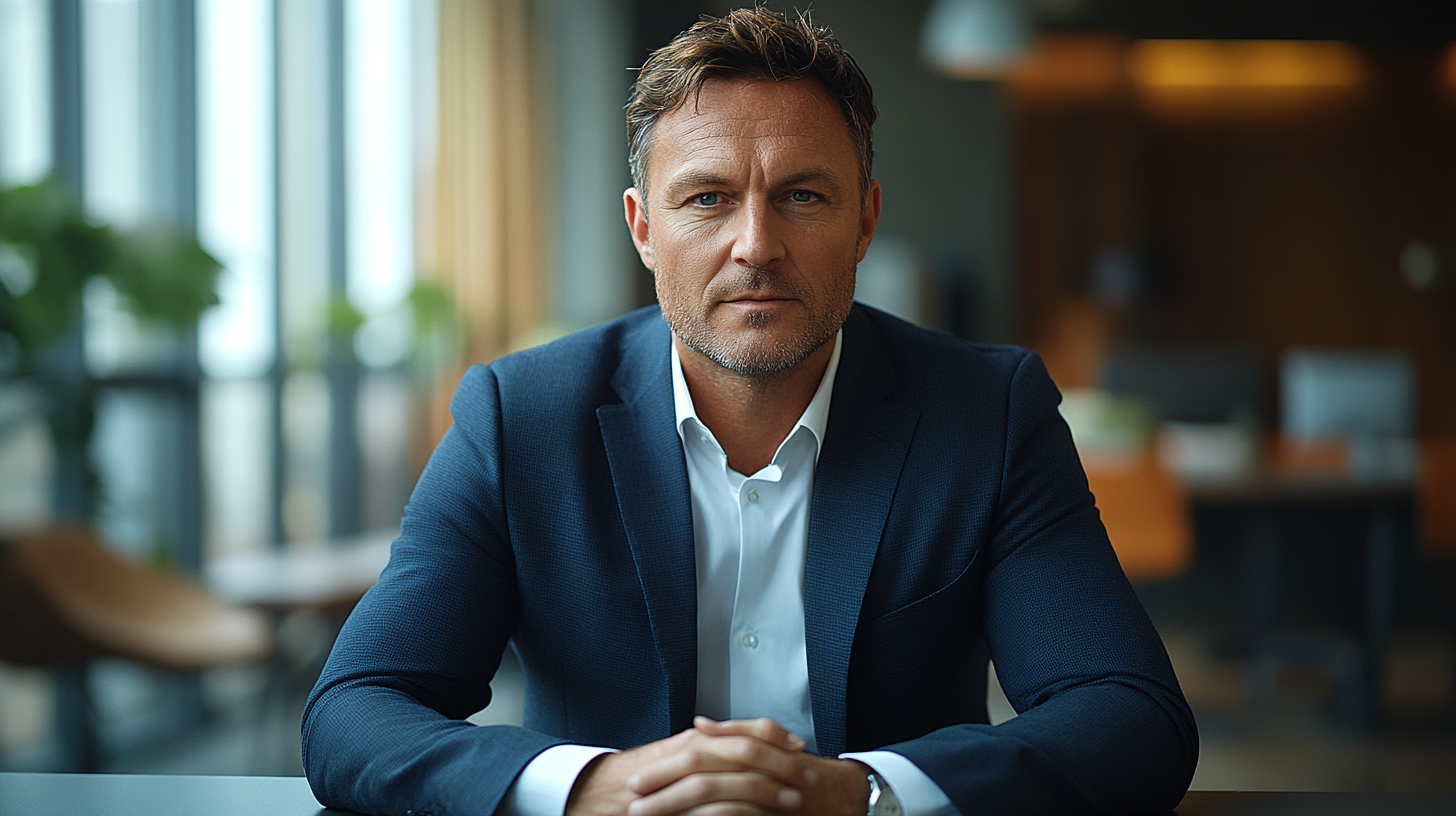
[565, 717, 870, 816]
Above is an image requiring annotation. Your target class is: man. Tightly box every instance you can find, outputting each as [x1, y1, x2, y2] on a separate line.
[303, 8, 1198, 816]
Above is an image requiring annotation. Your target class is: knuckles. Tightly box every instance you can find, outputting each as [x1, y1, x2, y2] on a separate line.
[723, 738, 763, 764]
[745, 718, 783, 741]
[681, 749, 712, 772]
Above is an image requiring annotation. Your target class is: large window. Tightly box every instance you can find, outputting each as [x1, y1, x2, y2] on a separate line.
[0, 0, 428, 770]
[198, 0, 274, 557]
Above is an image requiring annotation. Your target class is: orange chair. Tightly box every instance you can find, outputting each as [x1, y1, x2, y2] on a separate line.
[1420, 437, 1456, 560]
[1419, 438, 1456, 726]
[1085, 454, 1194, 582]
[0, 526, 273, 770]
[1269, 434, 1350, 475]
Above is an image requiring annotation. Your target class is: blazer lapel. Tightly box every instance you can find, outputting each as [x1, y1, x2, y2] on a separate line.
[597, 317, 699, 736]
[805, 307, 920, 756]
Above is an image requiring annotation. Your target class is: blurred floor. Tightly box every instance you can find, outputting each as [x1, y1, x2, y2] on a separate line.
[2, 627, 1451, 790]
[1166, 628, 1456, 792]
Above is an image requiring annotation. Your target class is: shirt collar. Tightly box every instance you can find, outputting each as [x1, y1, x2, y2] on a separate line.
[671, 330, 843, 463]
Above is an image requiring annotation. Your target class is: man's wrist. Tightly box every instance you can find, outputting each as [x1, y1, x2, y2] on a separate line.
[839, 751, 956, 816]
[503, 744, 616, 816]
[564, 753, 611, 815]
[831, 759, 875, 816]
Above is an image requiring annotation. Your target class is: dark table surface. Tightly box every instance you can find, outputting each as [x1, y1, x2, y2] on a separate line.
[2, 774, 1454, 816]
[0, 772, 345, 815]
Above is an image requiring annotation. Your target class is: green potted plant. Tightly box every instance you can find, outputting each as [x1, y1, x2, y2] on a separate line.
[0, 176, 222, 519]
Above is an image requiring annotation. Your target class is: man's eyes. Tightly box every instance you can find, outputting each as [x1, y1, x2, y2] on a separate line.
[686, 190, 820, 207]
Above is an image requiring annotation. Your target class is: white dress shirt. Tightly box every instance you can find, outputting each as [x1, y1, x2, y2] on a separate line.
[501, 333, 955, 816]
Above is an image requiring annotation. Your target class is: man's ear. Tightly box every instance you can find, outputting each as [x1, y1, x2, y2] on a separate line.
[624, 187, 655, 270]
[855, 180, 882, 264]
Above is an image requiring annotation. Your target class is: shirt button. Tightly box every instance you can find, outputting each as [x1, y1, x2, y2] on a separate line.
[742, 633, 759, 648]
[746, 489, 759, 504]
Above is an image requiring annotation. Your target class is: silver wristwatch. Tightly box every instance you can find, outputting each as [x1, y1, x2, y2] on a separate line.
[866, 773, 903, 816]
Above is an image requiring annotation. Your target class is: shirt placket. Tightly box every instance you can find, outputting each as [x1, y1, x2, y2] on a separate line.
[729, 456, 785, 714]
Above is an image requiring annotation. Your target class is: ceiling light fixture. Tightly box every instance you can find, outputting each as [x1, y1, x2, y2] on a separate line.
[921, 0, 1032, 80]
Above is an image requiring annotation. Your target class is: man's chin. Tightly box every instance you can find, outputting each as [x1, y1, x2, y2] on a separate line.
[691, 330, 832, 377]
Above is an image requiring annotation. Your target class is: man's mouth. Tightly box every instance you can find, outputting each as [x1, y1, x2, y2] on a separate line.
[724, 291, 793, 304]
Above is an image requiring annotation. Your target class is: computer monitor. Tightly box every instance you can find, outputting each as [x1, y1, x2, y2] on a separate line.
[1101, 345, 1264, 425]
[1280, 349, 1414, 439]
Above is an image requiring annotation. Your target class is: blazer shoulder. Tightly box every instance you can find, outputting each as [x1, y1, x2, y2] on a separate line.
[852, 303, 1047, 401]
[485, 305, 666, 411]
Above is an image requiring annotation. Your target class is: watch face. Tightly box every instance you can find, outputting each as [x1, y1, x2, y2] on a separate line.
[877, 787, 904, 816]
[868, 774, 904, 816]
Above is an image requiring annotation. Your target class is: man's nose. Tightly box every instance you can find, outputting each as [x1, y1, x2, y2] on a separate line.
[731, 198, 786, 270]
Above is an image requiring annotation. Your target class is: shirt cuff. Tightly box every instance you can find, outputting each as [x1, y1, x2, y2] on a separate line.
[840, 750, 958, 816]
[499, 744, 617, 816]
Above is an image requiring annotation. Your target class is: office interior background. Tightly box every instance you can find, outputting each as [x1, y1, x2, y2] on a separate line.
[0, 0, 1454, 791]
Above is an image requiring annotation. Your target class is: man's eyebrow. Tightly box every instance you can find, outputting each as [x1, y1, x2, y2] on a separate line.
[777, 168, 845, 191]
[661, 172, 733, 200]
[661, 168, 848, 201]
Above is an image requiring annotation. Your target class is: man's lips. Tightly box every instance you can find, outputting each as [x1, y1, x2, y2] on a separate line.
[723, 292, 795, 304]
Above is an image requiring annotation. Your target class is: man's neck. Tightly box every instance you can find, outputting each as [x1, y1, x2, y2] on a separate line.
[675, 335, 835, 476]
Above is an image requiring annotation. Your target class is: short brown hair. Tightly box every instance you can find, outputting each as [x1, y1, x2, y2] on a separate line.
[626, 5, 876, 198]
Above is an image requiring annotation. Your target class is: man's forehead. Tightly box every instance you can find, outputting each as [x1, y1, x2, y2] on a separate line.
[695, 75, 833, 111]
[649, 78, 857, 187]
[665, 77, 842, 132]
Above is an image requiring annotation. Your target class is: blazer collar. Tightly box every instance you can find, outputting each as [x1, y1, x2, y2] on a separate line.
[597, 314, 699, 735]
[669, 330, 844, 463]
[804, 305, 920, 756]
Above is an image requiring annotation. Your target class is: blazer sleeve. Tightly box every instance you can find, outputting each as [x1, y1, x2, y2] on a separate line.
[301, 365, 565, 816]
[885, 353, 1199, 815]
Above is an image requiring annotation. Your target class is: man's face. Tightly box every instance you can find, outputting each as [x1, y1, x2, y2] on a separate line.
[624, 78, 880, 376]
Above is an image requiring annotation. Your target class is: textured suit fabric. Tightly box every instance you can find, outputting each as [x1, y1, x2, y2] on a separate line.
[302, 304, 1199, 816]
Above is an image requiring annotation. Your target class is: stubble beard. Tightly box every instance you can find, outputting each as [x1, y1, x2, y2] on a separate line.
[658, 263, 855, 377]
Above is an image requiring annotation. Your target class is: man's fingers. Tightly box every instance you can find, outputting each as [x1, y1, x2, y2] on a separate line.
[693, 717, 807, 752]
[678, 804, 778, 816]
[628, 735, 814, 794]
[626, 771, 801, 816]
[675, 805, 776, 816]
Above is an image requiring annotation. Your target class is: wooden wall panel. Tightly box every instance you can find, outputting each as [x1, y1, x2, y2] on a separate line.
[1013, 39, 1456, 434]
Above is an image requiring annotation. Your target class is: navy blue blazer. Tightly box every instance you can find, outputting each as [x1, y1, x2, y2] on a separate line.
[303, 304, 1198, 816]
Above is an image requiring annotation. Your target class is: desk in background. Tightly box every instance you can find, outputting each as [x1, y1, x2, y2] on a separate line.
[1184, 470, 1415, 726]
[204, 530, 395, 614]
[201, 530, 394, 774]
[1085, 438, 1417, 727]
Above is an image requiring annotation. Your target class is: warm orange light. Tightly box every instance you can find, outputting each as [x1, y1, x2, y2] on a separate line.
[1444, 43, 1456, 94]
[1012, 35, 1126, 98]
[1128, 40, 1366, 89]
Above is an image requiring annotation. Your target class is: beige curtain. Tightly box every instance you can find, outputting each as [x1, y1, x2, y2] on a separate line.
[428, 0, 545, 443]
